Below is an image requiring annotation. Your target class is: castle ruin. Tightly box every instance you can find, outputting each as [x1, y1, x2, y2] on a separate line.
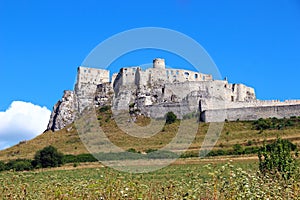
[47, 58, 300, 131]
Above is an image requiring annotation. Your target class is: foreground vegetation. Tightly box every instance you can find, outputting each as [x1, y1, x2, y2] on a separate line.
[0, 138, 299, 199]
[1, 160, 299, 199]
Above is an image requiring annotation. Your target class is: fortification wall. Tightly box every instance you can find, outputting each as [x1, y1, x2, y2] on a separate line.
[162, 80, 255, 107]
[135, 68, 149, 87]
[204, 99, 300, 110]
[76, 66, 109, 88]
[113, 58, 215, 92]
[140, 102, 194, 119]
[201, 104, 300, 122]
[143, 68, 213, 84]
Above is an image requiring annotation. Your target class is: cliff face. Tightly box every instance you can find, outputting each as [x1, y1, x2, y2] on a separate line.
[47, 90, 76, 131]
[47, 82, 114, 131]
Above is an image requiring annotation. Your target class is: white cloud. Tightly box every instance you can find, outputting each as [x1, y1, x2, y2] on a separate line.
[0, 101, 51, 150]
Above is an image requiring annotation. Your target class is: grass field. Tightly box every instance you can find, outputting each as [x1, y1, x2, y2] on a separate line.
[1, 159, 299, 199]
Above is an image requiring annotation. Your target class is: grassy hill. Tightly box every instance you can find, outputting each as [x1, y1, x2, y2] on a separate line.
[1, 108, 299, 161]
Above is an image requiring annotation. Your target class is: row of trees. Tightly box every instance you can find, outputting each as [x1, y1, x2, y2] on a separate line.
[0, 146, 64, 171]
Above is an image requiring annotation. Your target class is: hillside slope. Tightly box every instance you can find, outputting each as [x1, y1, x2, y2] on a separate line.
[1, 111, 299, 161]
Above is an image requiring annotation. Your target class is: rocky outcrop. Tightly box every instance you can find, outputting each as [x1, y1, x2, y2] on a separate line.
[94, 83, 114, 107]
[47, 83, 114, 131]
[47, 90, 76, 131]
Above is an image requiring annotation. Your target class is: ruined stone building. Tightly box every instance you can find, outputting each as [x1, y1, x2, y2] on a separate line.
[47, 58, 300, 131]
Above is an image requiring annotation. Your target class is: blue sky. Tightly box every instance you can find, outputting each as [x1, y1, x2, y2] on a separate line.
[0, 0, 300, 148]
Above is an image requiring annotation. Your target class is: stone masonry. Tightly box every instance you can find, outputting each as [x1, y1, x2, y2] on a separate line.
[47, 58, 300, 131]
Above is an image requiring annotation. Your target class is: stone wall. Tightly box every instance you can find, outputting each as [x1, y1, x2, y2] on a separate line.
[75, 66, 110, 112]
[113, 58, 214, 91]
[76, 66, 109, 88]
[201, 104, 300, 122]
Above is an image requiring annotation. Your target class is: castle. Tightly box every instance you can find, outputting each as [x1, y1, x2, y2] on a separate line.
[47, 58, 300, 131]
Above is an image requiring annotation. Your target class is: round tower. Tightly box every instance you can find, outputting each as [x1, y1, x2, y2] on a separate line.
[153, 58, 165, 69]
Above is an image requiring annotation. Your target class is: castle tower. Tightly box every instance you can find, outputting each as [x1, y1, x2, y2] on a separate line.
[153, 58, 165, 69]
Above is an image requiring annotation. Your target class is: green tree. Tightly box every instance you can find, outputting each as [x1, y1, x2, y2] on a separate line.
[258, 138, 297, 179]
[33, 146, 64, 168]
[165, 112, 177, 124]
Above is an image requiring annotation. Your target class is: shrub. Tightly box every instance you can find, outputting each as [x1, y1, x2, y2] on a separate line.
[165, 112, 177, 124]
[253, 117, 297, 131]
[63, 154, 98, 163]
[0, 160, 6, 171]
[180, 151, 198, 158]
[73, 163, 79, 167]
[126, 148, 140, 153]
[129, 103, 135, 108]
[99, 105, 111, 113]
[208, 149, 227, 156]
[253, 118, 272, 130]
[33, 146, 64, 168]
[5, 159, 33, 171]
[258, 138, 298, 179]
[246, 140, 253, 146]
[145, 148, 157, 153]
[233, 144, 243, 155]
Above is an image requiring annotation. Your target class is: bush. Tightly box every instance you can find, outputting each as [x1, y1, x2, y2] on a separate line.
[5, 159, 33, 171]
[180, 151, 198, 158]
[253, 117, 297, 131]
[258, 138, 298, 179]
[63, 154, 97, 163]
[99, 105, 111, 113]
[145, 148, 157, 153]
[253, 118, 272, 130]
[246, 140, 253, 146]
[33, 146, 64, 168]
[0, 160, 6, 171]
[73, 163, 79, 167]
[233, 144, 243, 155]
[165, 112, 177, 124]
[129, 103, 135, 108]
[127, 148, 140, 153]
